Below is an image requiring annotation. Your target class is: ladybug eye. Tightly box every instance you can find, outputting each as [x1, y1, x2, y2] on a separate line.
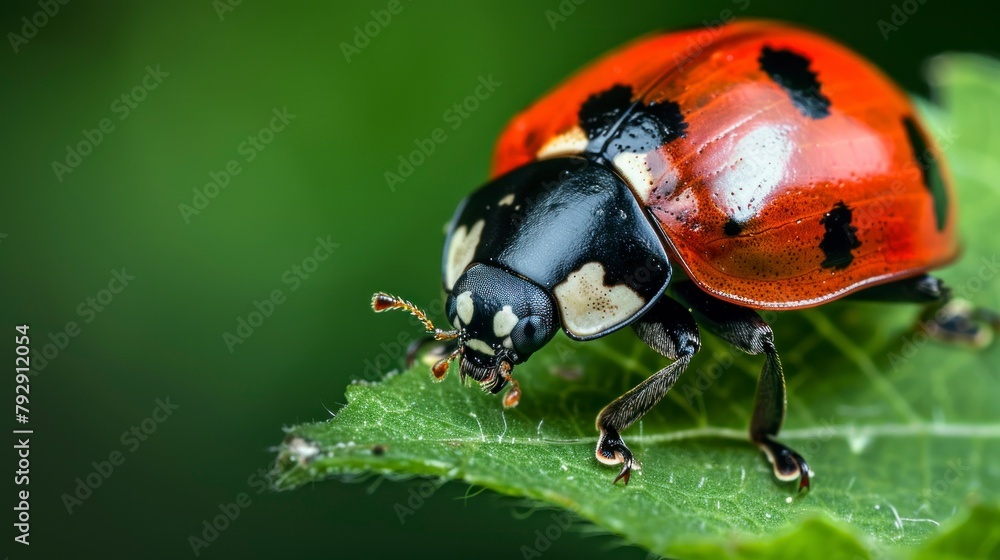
[510, 316, 550, 358]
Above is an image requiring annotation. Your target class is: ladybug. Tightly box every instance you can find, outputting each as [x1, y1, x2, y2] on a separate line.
[372, 20, 996, 491]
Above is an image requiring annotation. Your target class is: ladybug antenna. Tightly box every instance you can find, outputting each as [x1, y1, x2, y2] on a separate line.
[371, 292, 460, 341]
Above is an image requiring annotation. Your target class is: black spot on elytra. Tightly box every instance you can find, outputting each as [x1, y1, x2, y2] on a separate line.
[647, 99, 688, 143]
[723, 218, 743, 236]
[579, 84, 633, 141]
[577, 84, 687, 158]
[902, 116, 949, 230]
[819, 201, 861, 270]
[759, 46, 831, 119]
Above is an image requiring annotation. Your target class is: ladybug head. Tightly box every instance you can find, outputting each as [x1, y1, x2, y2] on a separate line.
[371, 263, 556, 405]
[445, 264, 557, 394]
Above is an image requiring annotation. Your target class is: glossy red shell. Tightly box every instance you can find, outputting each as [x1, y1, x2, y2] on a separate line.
[490, 21, 958, 309]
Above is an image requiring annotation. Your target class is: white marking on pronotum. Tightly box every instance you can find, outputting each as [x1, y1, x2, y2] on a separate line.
[445, 219, 485, 288]
[493, 305, 519, 337]
[536, 126, 588, 159]
[456, 291, 474, 325]
[553, 261, 645, 337]
[498, 193, 515, 206]
[465, 338, 495, 356]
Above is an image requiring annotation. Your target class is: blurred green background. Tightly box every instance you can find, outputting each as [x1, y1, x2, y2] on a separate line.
[1, 0, 997, 558]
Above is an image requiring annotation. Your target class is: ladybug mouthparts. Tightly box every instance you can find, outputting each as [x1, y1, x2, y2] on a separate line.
[458, 350, 512, 394]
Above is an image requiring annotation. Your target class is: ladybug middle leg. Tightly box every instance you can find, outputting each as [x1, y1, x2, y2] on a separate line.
[672, 282, 811, 492]
[595, 294, 700, 485]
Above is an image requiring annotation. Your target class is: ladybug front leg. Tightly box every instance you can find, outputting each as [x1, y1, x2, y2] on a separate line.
[595, 295, 700, 485]
[673, 282, 811, 492]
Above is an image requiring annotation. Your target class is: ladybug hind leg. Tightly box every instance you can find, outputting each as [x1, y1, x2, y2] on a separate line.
[595, 295, 700, 485]
[672, 282, 811, 492]
[850, 274, 997, 347]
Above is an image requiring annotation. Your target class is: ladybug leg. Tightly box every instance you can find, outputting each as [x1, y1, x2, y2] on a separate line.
[848, 273, 947, 303]
[595, 295, 700, 485]
[672, 282, 811, 492]
[404, 335, 458, 368]
[850, 274, 996, 347]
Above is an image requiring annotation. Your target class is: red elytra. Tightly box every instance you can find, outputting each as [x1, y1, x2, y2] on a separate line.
[491, 20, 958, 309]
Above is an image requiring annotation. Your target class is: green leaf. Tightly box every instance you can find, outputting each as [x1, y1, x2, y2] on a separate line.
[273, 55, 1000, 559]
